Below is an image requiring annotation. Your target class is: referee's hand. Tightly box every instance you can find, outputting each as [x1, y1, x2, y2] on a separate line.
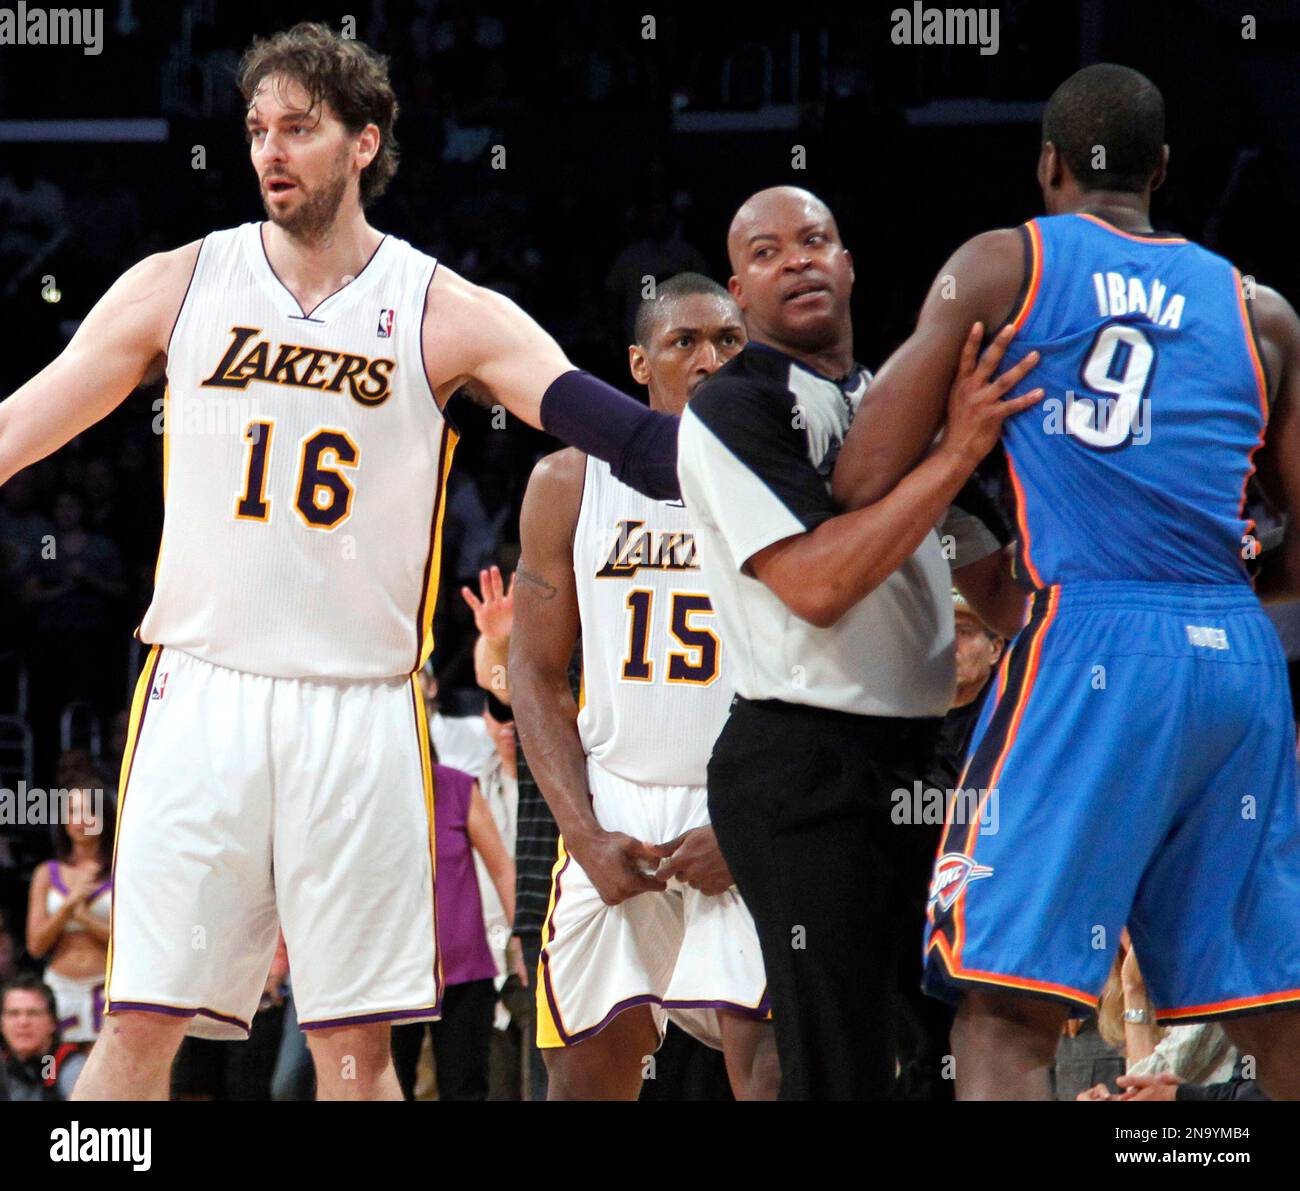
[571, 830, 669, 905]
[941, 321, 1043, 467]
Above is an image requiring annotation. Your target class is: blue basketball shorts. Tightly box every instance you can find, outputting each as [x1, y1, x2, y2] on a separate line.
[924, 581, 1300, 1024]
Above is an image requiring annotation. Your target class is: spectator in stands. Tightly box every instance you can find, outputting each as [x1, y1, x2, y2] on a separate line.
[606, 201, 710, 341]
[390, 762, 519, 1101]
[0, 909, 20, 986]
[462, 558, 573, 1100]
[0, 163, 66, 286]
[1076, 931, 1236, 1101]
[0, 469, 52, 581]
[421, 664, 495, 776]
[0, 974, 84, 1100]
[21, 491, 127, 772]
[25, 762, 113, 1047]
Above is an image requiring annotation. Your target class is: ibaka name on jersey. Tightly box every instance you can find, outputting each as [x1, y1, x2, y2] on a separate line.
[200, 325, 396, 406]
[595, 518, 699, 578]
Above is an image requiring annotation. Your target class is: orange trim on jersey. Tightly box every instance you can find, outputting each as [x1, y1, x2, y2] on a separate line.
[414, 425, 460, 672]
[1004, 450, 1044, 589]
[1232, 267, 1270, 539]
[410, 676, 444, 1009]
[1157, 987, 1300, 1023]
[952, 588, 1059, 961]
[104, 645, 162, 1011]
[1075, 212, 1187, 245]
[1009, 220, 1043, 333]
[927, 932, 1099, 1010]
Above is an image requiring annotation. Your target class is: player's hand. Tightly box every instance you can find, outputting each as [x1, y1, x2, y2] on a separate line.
[1116, 1072, 1183, 1101]
[507, 934, 529, 987]
[941, 322, 1043, 467]
[649, 826, 734, 896]
[462, 565, 515, 641]
[571, 830, 669, 906]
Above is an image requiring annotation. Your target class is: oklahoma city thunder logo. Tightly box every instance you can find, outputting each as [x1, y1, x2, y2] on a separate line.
[928, 852, 994, 913]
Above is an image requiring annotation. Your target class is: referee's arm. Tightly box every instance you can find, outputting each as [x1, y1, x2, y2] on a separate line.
[681, 326, 1042, 628]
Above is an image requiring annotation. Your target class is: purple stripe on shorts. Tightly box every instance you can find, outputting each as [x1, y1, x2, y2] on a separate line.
[108, 1001, 250, 1033]
[299, 1005, 442, 1031]
[661, 995, 772, 1021]
[565, 994, 662, 1046]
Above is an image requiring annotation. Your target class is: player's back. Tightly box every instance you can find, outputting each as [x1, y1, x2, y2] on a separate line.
[572, 455, 732, 788]
[141, 223, 455, 680]
[1000, 212, 1266, 589]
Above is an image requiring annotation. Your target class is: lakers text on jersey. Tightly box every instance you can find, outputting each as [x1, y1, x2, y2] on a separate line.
[140, 223, 455, 680]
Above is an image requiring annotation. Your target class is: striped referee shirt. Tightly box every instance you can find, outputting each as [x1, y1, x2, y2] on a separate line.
[677, 342, 998, 718]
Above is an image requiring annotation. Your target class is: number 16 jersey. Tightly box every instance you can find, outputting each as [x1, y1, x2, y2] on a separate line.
[573, 454, 733, 788]
[140, 223, 455, 680]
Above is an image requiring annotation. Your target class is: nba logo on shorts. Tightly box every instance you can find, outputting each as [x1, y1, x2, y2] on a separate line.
[377, 308, 395, 338]
[150, 673, 169, 701]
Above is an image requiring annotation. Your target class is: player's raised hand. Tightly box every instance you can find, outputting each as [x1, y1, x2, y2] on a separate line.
[461, 565, 515, 640]
[941, 322, 1043, 467]
[652, 827, 735, 896]
[571, 830, 669, 906]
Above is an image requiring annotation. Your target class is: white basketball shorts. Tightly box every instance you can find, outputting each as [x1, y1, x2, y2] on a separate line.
[105, 646, 440, 1040]
[536, 759, 769, 1050]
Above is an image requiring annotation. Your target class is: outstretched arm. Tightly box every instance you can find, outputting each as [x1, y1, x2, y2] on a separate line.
[1250, 285, 1300, 602]
[422, 267, 680, 498]
[831, 229, 1029, 511]
[0, 243, 199, 487]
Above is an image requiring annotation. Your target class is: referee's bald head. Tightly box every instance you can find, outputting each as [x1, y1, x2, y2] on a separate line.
[726, 186, 854, 354]
[726, 187, 841, 273]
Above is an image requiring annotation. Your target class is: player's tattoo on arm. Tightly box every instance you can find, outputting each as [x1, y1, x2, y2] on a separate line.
[515, 567, 558, 600]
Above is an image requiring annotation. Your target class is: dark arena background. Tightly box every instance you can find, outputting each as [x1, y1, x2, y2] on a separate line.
[1, 0, 1298, 1158]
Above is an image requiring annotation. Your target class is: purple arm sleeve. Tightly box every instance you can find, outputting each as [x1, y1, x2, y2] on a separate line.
[539, 369, 680, 500]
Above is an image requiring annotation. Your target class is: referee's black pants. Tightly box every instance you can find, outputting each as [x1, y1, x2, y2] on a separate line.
[708, 696, 942, 1100]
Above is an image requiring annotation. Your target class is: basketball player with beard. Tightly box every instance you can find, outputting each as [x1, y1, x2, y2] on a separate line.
[0, 23, 697, 1100]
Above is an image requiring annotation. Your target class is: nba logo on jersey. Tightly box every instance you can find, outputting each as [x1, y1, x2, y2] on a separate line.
[150, 672, 169, 701]
[376, 308, 395, 338]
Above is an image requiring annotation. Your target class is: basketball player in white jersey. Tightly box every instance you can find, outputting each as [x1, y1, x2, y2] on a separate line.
[0, 24, 692, 1100]
[511, 274, 779, 1100]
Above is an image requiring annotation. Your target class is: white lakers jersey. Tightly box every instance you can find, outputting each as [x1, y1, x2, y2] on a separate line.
[573, 454, 732, 787]
[140, 223, 456, 679]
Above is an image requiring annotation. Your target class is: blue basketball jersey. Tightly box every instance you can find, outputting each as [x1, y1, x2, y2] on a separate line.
[999, 212, 1268, 588]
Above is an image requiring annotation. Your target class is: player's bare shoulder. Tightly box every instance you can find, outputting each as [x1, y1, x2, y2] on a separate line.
[521, 447, 588, 548]
[927, 227, 1026, 320]
[87, 238, 205, 367]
